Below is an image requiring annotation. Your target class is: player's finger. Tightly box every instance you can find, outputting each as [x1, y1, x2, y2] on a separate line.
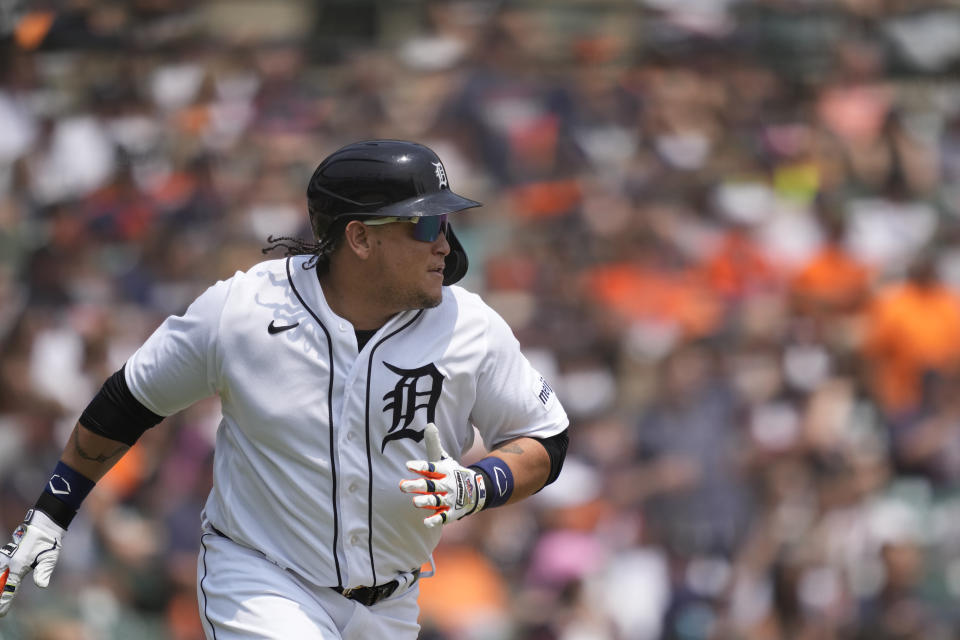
[399, 478, 433, 493]
[405, 460, 439, 474]
[406, 459, 429, 472]
[0, 569, 19, 617]
[413, 494, 451, 509]
[33, 547, 59, 588]
[424, 423, 444, 461]
[405, 460, 445, 479]
[423, 511, 446, 528]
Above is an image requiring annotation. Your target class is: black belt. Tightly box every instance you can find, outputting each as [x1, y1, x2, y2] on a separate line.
[334, 569, 420, 607]
[208, 526, 417, 607]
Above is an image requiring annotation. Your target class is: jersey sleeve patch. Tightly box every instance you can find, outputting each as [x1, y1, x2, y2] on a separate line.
[535, 375, 557, 410]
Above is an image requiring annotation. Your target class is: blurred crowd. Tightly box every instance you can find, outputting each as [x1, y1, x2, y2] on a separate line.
[3, 0, 960, 638]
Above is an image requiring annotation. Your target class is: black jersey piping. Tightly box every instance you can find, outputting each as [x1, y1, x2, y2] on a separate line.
[286, 256, 343, 587]
[199, 532, 217, 640]
[363, 309, 425, 587]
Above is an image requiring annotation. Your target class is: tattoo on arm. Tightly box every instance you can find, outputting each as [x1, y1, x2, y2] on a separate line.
[498, 443, 525, 456]
[69, 430, 128, 465]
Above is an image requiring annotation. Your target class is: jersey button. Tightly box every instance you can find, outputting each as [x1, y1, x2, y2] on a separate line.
[350, 534, 361, 545]
[348, 483, 358, 493]
[346, 432, 355, 441]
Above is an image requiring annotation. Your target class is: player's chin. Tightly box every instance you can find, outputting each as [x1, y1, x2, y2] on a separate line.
[421, 273, 445, 306]
[415, 283, 444, 309]
[420, 289, 443, 309]
[394, 282, 442, 312]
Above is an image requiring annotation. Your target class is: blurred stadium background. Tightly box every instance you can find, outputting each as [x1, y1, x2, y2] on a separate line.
[3, 0, 960, 638]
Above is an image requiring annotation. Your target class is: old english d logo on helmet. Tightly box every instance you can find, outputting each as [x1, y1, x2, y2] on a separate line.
[306, 140, 481, 285]
[432, 162, 448, 189]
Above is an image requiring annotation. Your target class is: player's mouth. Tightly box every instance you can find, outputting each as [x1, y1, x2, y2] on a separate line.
[428, 265, 444, 277]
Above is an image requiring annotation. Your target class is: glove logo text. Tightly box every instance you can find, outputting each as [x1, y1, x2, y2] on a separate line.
[454, 470, 469, 509]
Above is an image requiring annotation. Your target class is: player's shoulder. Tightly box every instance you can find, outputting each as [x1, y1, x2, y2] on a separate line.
[232, 257, 294, 280]
[200, 257, 296, 305]
[214, 257, 299, 290]
[443, 284, 494, 315]
[442, 285, 513, 333]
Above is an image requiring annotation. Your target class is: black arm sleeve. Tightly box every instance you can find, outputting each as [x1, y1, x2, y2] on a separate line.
[535, 428, 569, 489]
[79, 365, 165, 446]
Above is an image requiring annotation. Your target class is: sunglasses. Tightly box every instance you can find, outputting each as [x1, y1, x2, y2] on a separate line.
[361, 214, 449, 242]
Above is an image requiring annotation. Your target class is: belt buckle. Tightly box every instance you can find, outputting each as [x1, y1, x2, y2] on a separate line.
[341, 587, 357, 599]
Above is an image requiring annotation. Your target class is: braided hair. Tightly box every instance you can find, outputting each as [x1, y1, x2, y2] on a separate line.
[261, 217, 350, 273]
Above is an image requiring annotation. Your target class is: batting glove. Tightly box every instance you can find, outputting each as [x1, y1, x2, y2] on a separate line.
[399, 423, 487, 528]
[0, 509, 64, 617]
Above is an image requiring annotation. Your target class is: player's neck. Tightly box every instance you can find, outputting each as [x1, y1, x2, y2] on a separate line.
[317, 269, 394, 331]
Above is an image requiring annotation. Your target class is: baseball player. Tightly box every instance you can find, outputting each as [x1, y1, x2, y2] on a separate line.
[0, 140, 569, 638]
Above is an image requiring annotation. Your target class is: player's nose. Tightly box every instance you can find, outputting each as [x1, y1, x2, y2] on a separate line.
[433, 228, 450, 256]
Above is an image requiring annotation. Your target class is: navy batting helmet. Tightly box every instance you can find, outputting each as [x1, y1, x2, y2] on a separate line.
[307, 140, 481, 285]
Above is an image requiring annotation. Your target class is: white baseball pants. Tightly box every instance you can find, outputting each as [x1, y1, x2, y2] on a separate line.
[196, 529, 421, 639]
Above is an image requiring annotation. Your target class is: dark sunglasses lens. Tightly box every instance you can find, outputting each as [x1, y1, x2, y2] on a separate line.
[413, 214, 448, 242]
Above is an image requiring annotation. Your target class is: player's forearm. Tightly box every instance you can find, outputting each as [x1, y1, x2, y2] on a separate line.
[29, 422, 129, 533]
[486, 437, 551, 505]
[60, 422, 131, 483]
[36, 370, 161, 529]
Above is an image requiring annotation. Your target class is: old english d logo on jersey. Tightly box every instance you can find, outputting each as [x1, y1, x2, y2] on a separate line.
[381, 361, 443, 451]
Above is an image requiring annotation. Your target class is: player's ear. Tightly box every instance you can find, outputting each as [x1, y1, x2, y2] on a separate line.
[342, 220, 374, 259]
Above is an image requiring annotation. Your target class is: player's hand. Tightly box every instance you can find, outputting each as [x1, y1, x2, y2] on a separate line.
[399, 423, 487, 528]
[0, 509, 64, 617]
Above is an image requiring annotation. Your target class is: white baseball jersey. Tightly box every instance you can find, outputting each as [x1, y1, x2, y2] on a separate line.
[124, 255, 568, 590]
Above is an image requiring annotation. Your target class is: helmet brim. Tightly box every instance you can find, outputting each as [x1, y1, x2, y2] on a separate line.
[374, 189, 482, 219]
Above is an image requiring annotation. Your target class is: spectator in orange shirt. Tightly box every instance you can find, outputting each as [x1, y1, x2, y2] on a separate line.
[862, 252, 960, 416]
[581, 258, 724, 340]
[790, 215, 873, 318]
[701, 224, 781, 302]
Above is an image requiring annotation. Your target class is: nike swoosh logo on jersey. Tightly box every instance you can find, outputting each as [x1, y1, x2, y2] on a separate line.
[268, 320, 300, 334]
